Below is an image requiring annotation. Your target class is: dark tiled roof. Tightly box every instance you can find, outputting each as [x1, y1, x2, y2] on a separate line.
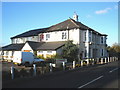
[27, 41, 66, 50]
[1, 43, 24, 51]
[1, 41, 66, 51]
[26, 41, 45, 51]
[11, 18, 107, 39]
[11, 28, 48, 39]
[37, 41, 66, 50]
[46, 18, 89, 32]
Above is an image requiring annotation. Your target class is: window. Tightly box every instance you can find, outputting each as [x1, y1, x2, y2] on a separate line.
[101, 49, 104, 56]
[22, 38, 25, 43]
[84, 47, 87, 58]
[40, 34, 44, 41]
[6, 51, 9, 55]
[47, 51, 52, 53]
[62, 32, 67, 39]
[89, 32, 92, 42]
[12, 51, 14, 56]
[46, 34, 50, 40]
[84, 32, 86, 41]
[89, 37, 91, 42]
[39, 51, 43, 53]
[1, 51, 4, 55]
[101, 37, 103, 44]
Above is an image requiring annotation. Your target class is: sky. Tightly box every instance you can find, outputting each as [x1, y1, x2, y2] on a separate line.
[1, 2, 118, 46]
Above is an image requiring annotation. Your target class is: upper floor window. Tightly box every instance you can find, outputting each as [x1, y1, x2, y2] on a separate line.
[22, 38, 26, 43]
[101, 37, 103, 44]
[46, 34, 50, 40]
[62, 32, 67, 39]
[84, 32, 87, 41]
[40, 34, 44, 41]
[89, 31, 92, 42]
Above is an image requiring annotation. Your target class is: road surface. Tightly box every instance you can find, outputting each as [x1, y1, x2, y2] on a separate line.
[2, 60, 119, 89]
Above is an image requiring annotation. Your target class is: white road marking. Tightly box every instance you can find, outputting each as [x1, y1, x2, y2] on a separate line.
[109, 68, 118, 73]
[78, 75, 103, 88]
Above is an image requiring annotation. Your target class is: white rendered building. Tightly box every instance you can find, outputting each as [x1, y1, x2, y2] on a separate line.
[1, 13, 108, 61]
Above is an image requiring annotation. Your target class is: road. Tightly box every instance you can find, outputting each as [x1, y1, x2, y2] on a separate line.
[2, 60, 119, 89]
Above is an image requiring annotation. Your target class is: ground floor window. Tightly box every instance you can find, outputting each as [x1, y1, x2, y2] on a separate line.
[101, 49, 104, 56]
[47, 50, 52, 53]
[12, 51, 14, 56]
[6, 51, 9, 56]
[84, 49, 87, 58]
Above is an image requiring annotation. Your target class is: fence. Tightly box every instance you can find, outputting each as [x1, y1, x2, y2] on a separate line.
[4, 56, 119, 80]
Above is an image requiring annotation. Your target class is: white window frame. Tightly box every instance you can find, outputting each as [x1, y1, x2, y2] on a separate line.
[46, 34, 50, 40]
[62, 32, 67, 39]
[38, 51, 43, 53]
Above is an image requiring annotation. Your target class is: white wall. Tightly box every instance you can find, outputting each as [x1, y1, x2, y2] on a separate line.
[69, 28, 80, 44]
[39, 28, 80, 44]
[41, 30, 68, 42]
[11, 36, 38, 44]
[21, 43, 33, 53]
[2, 51, 21, 60]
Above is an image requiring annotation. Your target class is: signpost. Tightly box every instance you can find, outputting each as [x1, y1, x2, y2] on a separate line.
[33, 64, 36, 76]
[55, 59, 67, 67]
[62, 62, 65, 71]
[11, 66, 14, 79]
[49, 63, 52, 73]
[73, 61, 75, 69]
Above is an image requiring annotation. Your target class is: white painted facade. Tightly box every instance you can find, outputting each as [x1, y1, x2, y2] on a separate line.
[10, 28, 108, 59]
[21, 43, 33, 53]
[39, 28, 80, 45]
[12, 36, 38, 44]
[1, 51, 21, 61]
[37, 47, 63, 58]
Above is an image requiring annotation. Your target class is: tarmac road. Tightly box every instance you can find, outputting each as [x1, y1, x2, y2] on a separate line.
[2, 60, 120, 89]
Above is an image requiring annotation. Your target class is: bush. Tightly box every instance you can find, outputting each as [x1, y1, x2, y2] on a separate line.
[37, 55, 45, 59]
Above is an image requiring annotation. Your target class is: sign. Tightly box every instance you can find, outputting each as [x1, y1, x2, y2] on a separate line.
[55, 59, 67, 64]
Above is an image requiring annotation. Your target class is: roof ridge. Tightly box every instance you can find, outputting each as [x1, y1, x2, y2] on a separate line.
[48, 19, 71, 28]
[69, 19, 80, 28]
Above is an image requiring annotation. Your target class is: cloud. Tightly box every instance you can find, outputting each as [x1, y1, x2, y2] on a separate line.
[95, 8, 111, 14]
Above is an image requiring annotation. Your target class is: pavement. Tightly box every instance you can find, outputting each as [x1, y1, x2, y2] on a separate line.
[2, 60, 120, 89]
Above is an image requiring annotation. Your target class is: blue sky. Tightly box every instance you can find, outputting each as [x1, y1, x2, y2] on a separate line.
[2, 2, 118, 46]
